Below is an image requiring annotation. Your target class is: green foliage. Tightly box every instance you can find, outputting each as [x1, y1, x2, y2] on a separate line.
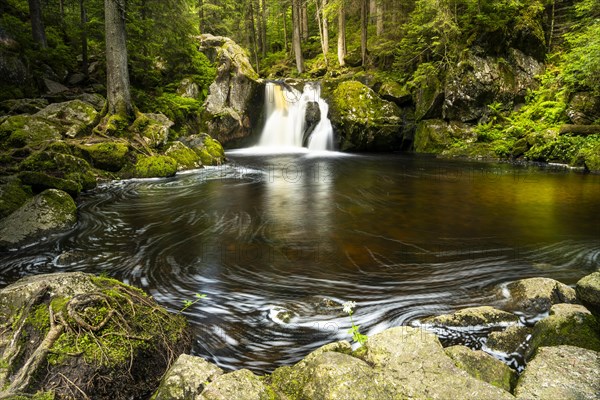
[180, 293, 207, 313]
[562, 23, 600, 96]
[133, 155, 178, 178]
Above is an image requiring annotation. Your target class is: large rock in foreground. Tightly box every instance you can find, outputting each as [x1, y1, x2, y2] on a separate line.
[0, 272, 190, 400]
[198, 34, 263, 146]
[0, 189, 76, 249]
[504, 277, 577, 317]
[576, 272, 600, 319]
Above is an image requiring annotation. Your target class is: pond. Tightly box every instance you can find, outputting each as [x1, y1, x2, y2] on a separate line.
[1, 151, 599, 373]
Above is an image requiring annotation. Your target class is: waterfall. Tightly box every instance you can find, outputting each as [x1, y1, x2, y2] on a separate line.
[258, 82, 334, 151]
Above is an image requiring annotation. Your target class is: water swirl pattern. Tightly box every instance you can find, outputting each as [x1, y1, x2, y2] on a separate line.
[1, 153, 599, 373]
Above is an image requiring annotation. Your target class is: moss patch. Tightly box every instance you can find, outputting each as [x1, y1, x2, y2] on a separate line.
[0, 178, 32, 219]
[133, 155, 177, 178]
[197, 136, 225, 166]
[80, 142, 129, 172]
[164, 141, 201, 170]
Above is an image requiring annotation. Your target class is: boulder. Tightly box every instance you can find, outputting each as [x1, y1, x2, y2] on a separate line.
[0, 273, 190, 400]
[34, 99, 99, 138]
[303, 101, 321, 146]
[378, 81, 412, 106]
[165, 141, 202, 170]
[413, 70, 444, 121]
[422, 306, 519, 327]
[152, 354, 223, 400]
[198, 34, 263, 146]
[0, 176, 32, 219]
[0, 189, 76, 249]
[0, 115, 62, 148]
[79, 141, 130, 172]
[504, 277, 577, 317]
[567, 92, 600, 125]
[414, 119, 477, 153]
[177, 77, 200, 99]
[327, 80, 402, 151]
[486, 325, 532, 355]
[526, 303, 600, 359]
[576, 272, 600, 318]
[131, 113, 174, 148]
[0, 98, 48, 115]
[42, 78, 69, 94]
[133, 155, 178, 178]
[75, 93, 106, 111]
[514, 346, 599, 400]
[445, 345, 516, 392]
[179, 134, 226, 166]
[200, 369, 274, 400]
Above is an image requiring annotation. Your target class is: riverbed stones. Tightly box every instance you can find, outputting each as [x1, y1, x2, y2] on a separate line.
[576, 272, 600, 319]
[486, 325, 532, 354]
[0, 189, 76, 249]
[34, 99, 98, 138]
[514, 345, 600, 400]
[422, 306, 519, 327]
[445, 345, 516, 392]
[152, 354, 223, 400]
[0, 272, 190, 400]
[526, 303, 600, 359]
[504, 277, 577, 316]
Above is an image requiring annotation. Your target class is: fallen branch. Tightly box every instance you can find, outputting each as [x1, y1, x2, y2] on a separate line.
[559, 124, 600, 136]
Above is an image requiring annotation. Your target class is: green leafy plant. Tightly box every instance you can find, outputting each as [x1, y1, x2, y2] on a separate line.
[180, 293, 207, 313]
[343, 301, 368, 346]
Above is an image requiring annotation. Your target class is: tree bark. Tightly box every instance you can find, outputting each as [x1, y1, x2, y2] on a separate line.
[105, 0, 133, 118]
[283, 6, 288, 52]
[337, 0, 346, 66]
[80, 0, 88, 77]
[301, 0, 309, 41]
[260, 0, 267, 56]
[292, 0, 304, 72]
[376, 0, 383, 36]
[360, 0, 368, 66]
[198, 0, 204, 33]
[28, 0, 47, 49]
[315, 0, 328, 63]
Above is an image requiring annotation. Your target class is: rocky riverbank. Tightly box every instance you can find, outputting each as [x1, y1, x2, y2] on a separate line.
[1, 271, 598, 399]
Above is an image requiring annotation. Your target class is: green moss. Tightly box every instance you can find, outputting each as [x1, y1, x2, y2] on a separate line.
[445, 346, 516, 392]
[80, 142, 129, 172]
[165, 142, 201, 170]
[4, 391, 55, 400]
[133, 155, 177, 178]
[94, 114, 130, 137]
[525, 135, 585, 163]
[26, 304, 51, 335]
[0, 178, 32, 219]
[571, 136, 600, 172]
[197, 136, 225, 166]
[1, 116, 62, 148]
[18, 172, 82, 197]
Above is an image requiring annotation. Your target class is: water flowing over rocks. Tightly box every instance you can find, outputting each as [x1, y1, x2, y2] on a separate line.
[198, 34, 263, 147]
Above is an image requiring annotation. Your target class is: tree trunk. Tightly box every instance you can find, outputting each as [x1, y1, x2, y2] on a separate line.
[80, 0, 88, 77]
[337, 0, 346, 66]
[292, 0, 304, 73]
[315, 0, 328, 64]
[283, 7, 288, 52]
[361, 0, 368, 66]
[376, 0, 383, 36]
[28, 0, 47, 49]
[247, 0, 260, 72]
[198, 0, 203, 33]
[260, 0, 267, 56]
[322, 0, 328, 55]
[301, 0, 309, 41]
[105, 0, 133, 118]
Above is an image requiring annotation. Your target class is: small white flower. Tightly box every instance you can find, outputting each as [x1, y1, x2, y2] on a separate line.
[343, 301, 356, 314]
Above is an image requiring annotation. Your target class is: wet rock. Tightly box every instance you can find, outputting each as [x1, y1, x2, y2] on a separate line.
[445, 345, 516, 392]
[200, 369, 273, 400]
[486, 325, 532, 354]
[152, 354, 223, 400]
[0, 98, 48, 115]
[567, 92, 600, 125]
[198, 34, 262, 146]
[327, 80, 402, 151]
[423, 306, 519, 327]
[526, 303, 600, 359]
[414, 119, 476, 153]
[165, 141, 202, 170]
[505, 277, 577, 316]
[515, 346, 600, 400]
[576, 272, 600, 319]
[34, 99, 98, 138]
[0, 189, 76, 249]
[0, 272, 190, 400]
[303, 101, 321, 145]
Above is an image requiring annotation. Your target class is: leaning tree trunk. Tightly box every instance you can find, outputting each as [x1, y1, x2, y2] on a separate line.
[292, 0, 304, 73]
[105, 0, 133, 118]
[28, 0, 47, 49]
[337, 0, 346, 66]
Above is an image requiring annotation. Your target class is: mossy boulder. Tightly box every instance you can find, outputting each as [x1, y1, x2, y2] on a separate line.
[165, 141, 202, 170]
[486, 325, 532, 355]
[18, 171, 83, 197]
[576, 272, 600, 319]
[131, 113, 174, 149]
[34, 100, 98, 138]
[0, 115, 61, 148]
[152, 354, 223, 400]
[0, 272, 191, 400]
[572, 140, 600, 172]
[328, 80, 402, 151]
[80, 141, 130, 172]
[445, 345, 516, 392]
[378, 81, 412, 106]
[200, 369, 274, 400]
[526, 304, 600, 360]
[0, 98, 48, 115]
[0, 177, 32, 219]
[514, 346, 600, 400]
[422, 306, 519, 327]
[0, 189, 76, 249]
[180, 134, 226, 166]
[567, 92, 600, 125]
[134, 155, 178, 178]
[414, 119, 477, 153]
[413, 70, 444, 121]
[504, 277, 577, 317]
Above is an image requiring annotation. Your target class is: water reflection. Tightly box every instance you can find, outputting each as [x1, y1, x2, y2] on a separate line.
[0, 154, 598, 373]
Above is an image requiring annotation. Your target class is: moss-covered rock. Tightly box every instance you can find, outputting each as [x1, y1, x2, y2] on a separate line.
[0, 115, 62, 148]
[131, 113, 173, 149]
[152, 354, 223, 400]
[165, 141, 202, 170]
[0, 272, 191, 400]
[0, 98, 48, 115]
[504, 277, 577, 316]
[80, 141, 130, 172]
[414, 119, 477, 153]
[422, 306, 519, 327]
[576, 272, 600, 319]
[0, 189, 76, 249]
[486, 325, 532, 355]
[198, 136, 225, 166]
[413, 67, 444, 121]
[328, 80, 402, 151]
[572, 139, 600, 172]
[445, 345, 516, 392]
[526, 304, 600, 359]
[567, 92, 600, 125]
[34, 100, 98, 138]
[18, 171, 83, 197]
[134, 155, 178, 178]
[378, 81, 412, 106]
[94, 113, 130, 137]
[200, 369, 274, 400]
[0, 177, 32, 219]
[514, 346, 600, 400]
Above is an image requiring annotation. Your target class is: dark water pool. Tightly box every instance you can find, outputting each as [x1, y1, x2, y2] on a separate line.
[1, 152, 599, 373]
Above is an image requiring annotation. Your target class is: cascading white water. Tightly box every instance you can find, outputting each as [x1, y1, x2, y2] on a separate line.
[258, 82, 334, 151]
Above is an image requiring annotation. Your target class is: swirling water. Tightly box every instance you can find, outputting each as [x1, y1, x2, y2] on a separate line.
[1, 153, 599, 373]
